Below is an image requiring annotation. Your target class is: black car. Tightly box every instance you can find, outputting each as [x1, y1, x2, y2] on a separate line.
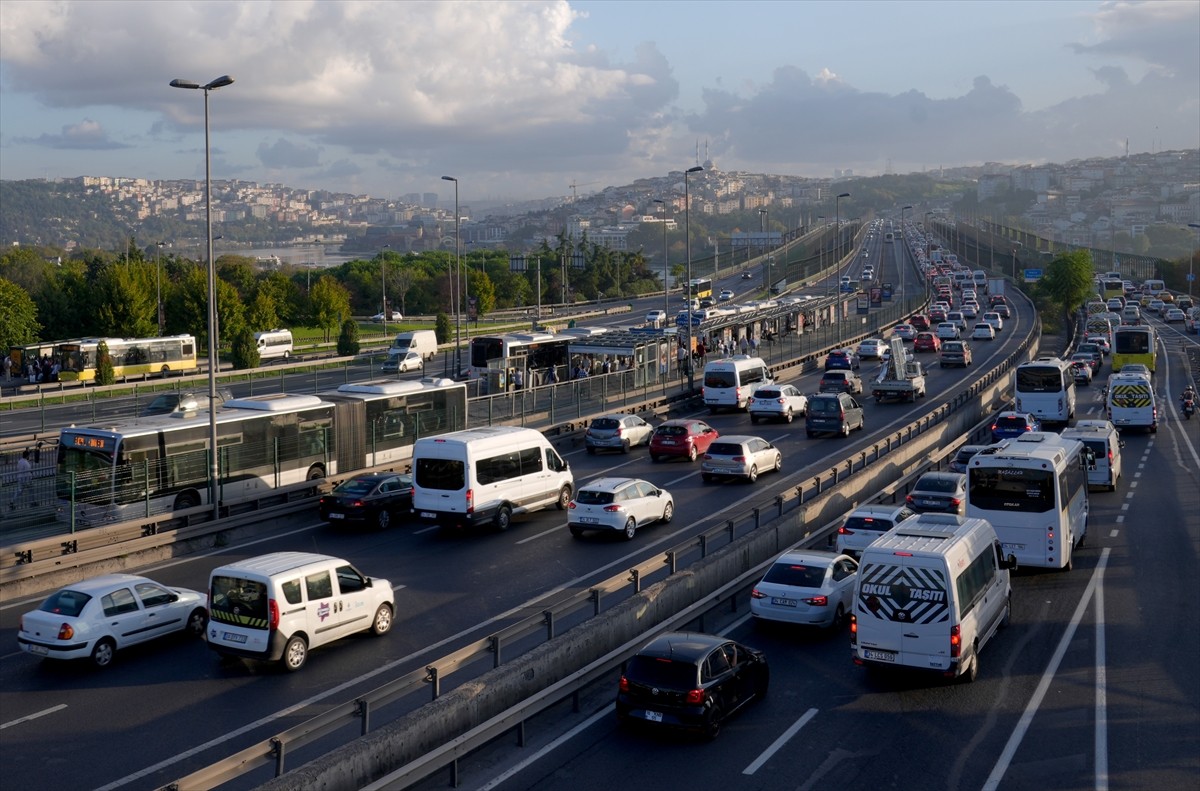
[318, 472, 413, 529]
[741, 271, 754, 279]
[947, 445, 986, 474]
[616, 632, 769, 739]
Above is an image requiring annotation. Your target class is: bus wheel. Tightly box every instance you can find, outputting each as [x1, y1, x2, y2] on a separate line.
[173, 492, 200, 512]
[306, 465, 325, 481]
[160, 365, 171, 378]
[494, 505, 512, 531]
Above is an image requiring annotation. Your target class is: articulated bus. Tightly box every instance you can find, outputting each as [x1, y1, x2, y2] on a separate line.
[1014, 358, 1076, 426]
[55, 335, 199, 381]
[688, 278, 714, 301]
[1111, 325, 1157, 373]
[966, 432, 1090, 570]
[56, 378, 468, 527]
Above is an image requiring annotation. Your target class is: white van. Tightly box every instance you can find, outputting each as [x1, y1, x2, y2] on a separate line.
[972, 270, 987, 290]
[1105, 371, 1157, 432]
[702, 355, 772, 412]
[1141, 279, 1165, 296]
[254, 329, 294, 360]
[206, 552, 394, 672]
[392, 330, 438, 361]
[851, 514, 1015, 682]
[1062, 419, 1124, 491]
[411, 426, 573, 531]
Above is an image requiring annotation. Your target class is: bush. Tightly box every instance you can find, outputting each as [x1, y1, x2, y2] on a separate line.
[435, 312, 452, 344]
[229, 326, 261, 370]
[337, 319, 360, 356]
[95, 340, 115, 386]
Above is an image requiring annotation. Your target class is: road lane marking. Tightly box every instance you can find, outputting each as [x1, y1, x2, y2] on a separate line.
[1, 704, 67, 730]
[1096, 554, 1109, 791]
[743, 707, 819, 775]
[982, 547, 1111, 791]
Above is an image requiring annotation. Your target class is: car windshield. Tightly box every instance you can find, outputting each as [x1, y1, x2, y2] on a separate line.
[334, 478, 378, 495]
[707, 443, 745, 456]
[997, 417, 1028, 430]
[591, 418, 620, 430]
[915, 476, 959, 493]
[656, 425, 687, 437]
[844, 516, 892, 533]
[954, 449, 980, 464]
[810, 398, 839, 414]
[704, 371, 737, 388]
[625, 656, 697, 689]
[823, 373, 846, 381]
[762, 562, 827, 588]
[575, 489, 615, 505]
[39, 589, 93, 617]
[754, 389, 780, 399]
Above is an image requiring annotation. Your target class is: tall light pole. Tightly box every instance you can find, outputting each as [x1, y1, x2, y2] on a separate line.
[653, 198, 669, 318]
[759, 208, 769, 293]
[818, 215, 827, 295]
[170, 74, 233, 520]
[155, 241, 166, 336]
[684, 165, 703, 389]
[835, 192, 850, 322]
[442, 176, 461, 375]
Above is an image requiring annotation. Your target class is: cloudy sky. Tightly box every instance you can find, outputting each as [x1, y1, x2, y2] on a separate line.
[1, 0, 1197, 204]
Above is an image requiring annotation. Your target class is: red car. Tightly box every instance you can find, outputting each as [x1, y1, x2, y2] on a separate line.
[909, 314, 931, 331]
[649, 419, 719, 463]
[929, 308, 948, 323]
[913, 332, 941, 352]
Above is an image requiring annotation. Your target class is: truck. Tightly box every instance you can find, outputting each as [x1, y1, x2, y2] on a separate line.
[986, 278, 1005, 298]
[871, 338, 928, 403]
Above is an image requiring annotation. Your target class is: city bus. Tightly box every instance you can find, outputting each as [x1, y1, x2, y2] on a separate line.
[688, 278, 714, 302]
[55, 378, 468, 526]
[1014, 358, 1076, 426]
[966, 432, 1090, 570]
[1111, 325, 1157, 373]
[468, 332, 572, 380]
[55, 335, 199, 381]
[1101, 278, 1125, 302]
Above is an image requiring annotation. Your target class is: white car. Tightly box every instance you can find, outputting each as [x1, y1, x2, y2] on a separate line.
[371, 310, 403, 322]
[1164, 307, 1186, 323]
[701, 435, 782, 483]
[644, 309, 667, 324]
[936, 322, 961, 340]
[17, 574, 207, 667]
[750, 550, 859, 628]
[856, 338, 888, 359]
[983, 312, 1004, 332]
[748, 384, 808, 423]
[381, 350, 423, 373]
[584, 414, 655, 454]
[947, 311, 968, 331]
[960, 303, 979, 319]
[971, 323, 996, 341]
[567, 478, 674, 540]
[1147, 299, 1165, 314]
[892, 323, 917, 341]
[719, 289, 735, 301]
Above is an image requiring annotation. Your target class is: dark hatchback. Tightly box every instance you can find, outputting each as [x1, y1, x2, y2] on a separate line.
[616, 632, 769, 739]
[319, 472, 413, 529]
[824, 349, 860, 371]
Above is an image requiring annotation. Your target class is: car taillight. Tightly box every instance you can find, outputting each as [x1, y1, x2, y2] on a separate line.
[905, 494, 915, 505]
[568, 501, 577, 509]
[838, 525, 853, 535]
[750, 588, 765, 599]
[466, 488, 474, 513]
[949, 498, 962, 507]
[849, 614, 857, 644]
[804, 595, 828, 606]
[619, 675, 630, 693]
[350, 499, 364, 508]
[1108, 450, 1113, 462]
[950, 624, 961, 657]
[603, 505, 623, 512]
[776, 398, 786, 404]
[268, 599, 280, 631]
[615, 428, 623, 436]
[732, 455, 746, 462]
[839, 411, 846, 420]
[57, 623, 74, 640]
[685, 688, 706, 705]
[990, 423, 998, 431]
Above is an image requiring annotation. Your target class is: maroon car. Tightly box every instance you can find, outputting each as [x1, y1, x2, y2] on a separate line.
[913, 332, 941, 352]
[649, 419, 719, 463]
[909, 314, 931, 331]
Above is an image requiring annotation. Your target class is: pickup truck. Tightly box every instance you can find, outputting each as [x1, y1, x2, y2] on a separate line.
[871, 339, 928, 403]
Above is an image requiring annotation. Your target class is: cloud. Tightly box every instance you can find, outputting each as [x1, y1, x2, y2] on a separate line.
[19, 118, 130, 150]
[257, 138, 321, 169]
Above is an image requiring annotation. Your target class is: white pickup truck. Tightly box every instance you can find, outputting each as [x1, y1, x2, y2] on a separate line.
[871, 338, 928, 403]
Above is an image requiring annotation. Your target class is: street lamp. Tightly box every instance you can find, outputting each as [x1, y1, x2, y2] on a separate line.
[170, 74, 233, 520]
[684, 165, 703, 390]
[653, 198, 669, 318]
[759, 208, 769, 294]
[155, 241, 166, 336]
[442, 176, 461, 375]
[835, 192, 850, 322]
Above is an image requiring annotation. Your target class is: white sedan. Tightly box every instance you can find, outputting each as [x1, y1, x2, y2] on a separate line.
[17, 574, 207, 667]
[750, 550, 859, 628]
[719, 289, 735, 301]
[892, 323, 917, 340]
[936, 322, 961, 340]
[568, 478, 674, 540]
[748, 384, 808, 423]
[971, 323, 996, 341]
[856, 338, 888, 359]
[371, 310, 403, 321]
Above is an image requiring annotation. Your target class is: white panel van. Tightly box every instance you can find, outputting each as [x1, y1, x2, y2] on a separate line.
[254, 329, 294, 360]
[411, 426, 573, 530]
[851, 514, 1015, 682]
[392, 330, 438, 361]
[1062, 419, 1124, 490]
[207, 552, 394, 671]
[701, 355, 772, 412]
[1105, 372, 1157, 432]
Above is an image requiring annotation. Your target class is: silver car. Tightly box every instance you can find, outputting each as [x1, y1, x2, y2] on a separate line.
[585, 414, 654, 454]
[567, 478, 674, 540]
[748, 384, 808, 424]
[750, 551, 859, 628]
[701, 435, 782, 483]
[905, 471, 967, 515]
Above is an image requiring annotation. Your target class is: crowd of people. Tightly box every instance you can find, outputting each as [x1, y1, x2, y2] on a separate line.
[2, 354, 61, 386]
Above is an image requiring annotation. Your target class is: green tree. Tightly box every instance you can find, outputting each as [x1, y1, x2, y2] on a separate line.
[246, 289, 280, 332]
[95, 339, 115, 386]
[308, 275, 352, 342]
[229, 326, 261, 370]
[94, 259, 157, 337]
[1037, 249, 1095, 331]
[336, 319, 360, 356]
[435, 311, 451, 344]
[0, 276, 41, 353]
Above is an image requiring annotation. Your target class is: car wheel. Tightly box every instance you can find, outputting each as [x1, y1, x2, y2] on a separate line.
[961, 650, 979, 683]
[662, 502, 674, 523]
[750, 414, 760, 424]
[187, 607, 208, 637]
[703, 706, 722, 740]
[374, 509, 391, 530]
[1000, 594, 1012, 629]
[784, 409, 793, 423]
[623, 517, 637, 540]
[400, 364, 408, 373]
[650, 453, 660, 462]
[841, 422, 850, 437]
[747, 465, 758, 483]
[621, 439, 631, 454]
[831, 603, 846, 628]
[370, 603, 393, 636]
[774, 453, 782, 473]
[688, 446, 698, 462]
[494, 505, 512, 531]
[282, 635, 308, 672]
[90, 637, 116, 668]
[586, 446, 596, 455]
[557, 485, 572, 510]
[569, 525, 584, 538]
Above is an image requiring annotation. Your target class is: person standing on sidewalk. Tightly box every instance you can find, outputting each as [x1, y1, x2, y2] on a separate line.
[9, 449, 35, 510]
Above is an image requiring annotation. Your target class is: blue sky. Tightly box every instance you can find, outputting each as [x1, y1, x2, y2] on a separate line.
[0, 0, 1196, 204]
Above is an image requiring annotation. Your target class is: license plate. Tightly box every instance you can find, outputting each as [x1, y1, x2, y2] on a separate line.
[329, 512, 345, 520]
[771, 597, 797, 607]
[28, 644, 48, 656]
[223, 632, 248, 644]
[919, 499, 940, 507]
[579, 517, 599, 524]
[643, 710, 663, 723]
[420, 511, 437, 519]
[863, 649, 895, 662]
[1002, 542, 1026, 551]
[660, 440, 676, 445]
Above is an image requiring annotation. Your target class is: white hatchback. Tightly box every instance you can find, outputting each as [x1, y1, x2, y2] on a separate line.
[567, 478, 674, 540]
[748, 384, 808, 423]
[971, 323, 996, 340]
[983, 312, 1004, 332]
[701, 435, 782, 483]
[936, 322, 961, 340]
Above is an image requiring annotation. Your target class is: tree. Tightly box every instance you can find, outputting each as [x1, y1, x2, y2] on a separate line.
[229, 326, 261, 370]
[246, 289, 280, 332]
[94, 259, 157, 337]
[0, 276, 41, 353]
[1037, 249, 1095, 332]
[435, 311, 451, 344]
[95, 340, 115, 386]
[308, 275, 352, 342]
[337, 319, 360, 356]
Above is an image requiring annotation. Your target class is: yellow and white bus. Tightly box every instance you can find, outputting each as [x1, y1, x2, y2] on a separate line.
[55, 335, 199, 381]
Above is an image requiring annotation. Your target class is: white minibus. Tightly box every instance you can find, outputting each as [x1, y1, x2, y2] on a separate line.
[254, 329, 294, 360]
[702, 355, 772, 412]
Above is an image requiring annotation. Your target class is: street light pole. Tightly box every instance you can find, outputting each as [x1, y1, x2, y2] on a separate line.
[653, 198, 669, 318]
[684, 165, 703, 390]
[835, 192, 850, 323]
[759, 208, 769, 294]
[170, 74, 234, 520]
[442, 176, 461, 375]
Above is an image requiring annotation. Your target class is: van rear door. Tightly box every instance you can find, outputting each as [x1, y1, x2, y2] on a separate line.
[856, 558, 952, 671]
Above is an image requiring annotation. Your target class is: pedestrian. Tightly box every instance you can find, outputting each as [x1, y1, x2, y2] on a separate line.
[9, 449, 34, 510]
[547, 365, 558, 384]
[740, 336, 749, 355]
[751, 335, 759, 353]
[513, 368, 524, 389]
[2, 355, 10, 382]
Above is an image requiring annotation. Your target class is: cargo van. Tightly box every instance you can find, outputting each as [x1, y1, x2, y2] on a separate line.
[411, 426, 573, 530]
[391, 330, 438, 361]
[254, 329, 294, 360]
[702, 355, 772, 412]
[1141, 279, 1165, 296]
[1105, 371, 1157, 432]
[1062, 419, 1124, 491]
[851, 514, 1015, 682]
[207, 552, 394, 672]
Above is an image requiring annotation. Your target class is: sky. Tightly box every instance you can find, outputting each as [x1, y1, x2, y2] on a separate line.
[0, 0, 1197, 205]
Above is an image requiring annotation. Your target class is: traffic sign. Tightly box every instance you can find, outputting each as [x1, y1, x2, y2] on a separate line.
[1023, 268, 1042, 282]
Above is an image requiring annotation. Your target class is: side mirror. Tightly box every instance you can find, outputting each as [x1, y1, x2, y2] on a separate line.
[1002, 554, 1018, 571]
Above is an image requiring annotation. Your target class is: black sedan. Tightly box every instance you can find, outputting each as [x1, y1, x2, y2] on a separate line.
[616, 632, 769, 739]
[319, 472, 413, 529]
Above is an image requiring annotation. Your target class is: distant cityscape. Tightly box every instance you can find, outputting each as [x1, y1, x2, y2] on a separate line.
[3, 148, 1197, 264]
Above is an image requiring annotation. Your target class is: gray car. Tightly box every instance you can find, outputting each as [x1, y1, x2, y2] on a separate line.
[905, 471, 967, 515]
[805, 393, 865, 438]
[701, 435, 782, 483]
[585, 414, 654, 454]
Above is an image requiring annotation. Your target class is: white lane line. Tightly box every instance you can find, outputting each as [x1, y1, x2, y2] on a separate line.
[1, 703, 67, 730]
[982, 547, 1111, 791]
[1109, 529, 1119, 537]
[1095, 555, 1109, 791]
[743, 707, 819, 775]
[1114, 515, 1124, 524]
[476, 706, 614, 791]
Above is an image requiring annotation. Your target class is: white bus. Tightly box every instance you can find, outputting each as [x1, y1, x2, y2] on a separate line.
[55, 378, 468, 527]
[966, 432, 1091, 570]
[254, 329, 294, 360]
[1014, 358, 1076, 426]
